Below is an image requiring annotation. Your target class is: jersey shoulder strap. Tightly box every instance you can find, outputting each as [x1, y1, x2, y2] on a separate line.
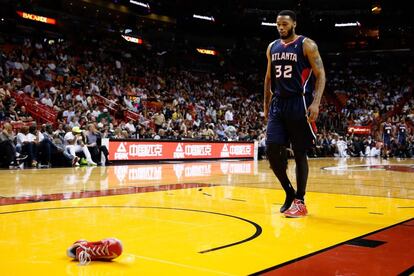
[269, 39, 279, 50]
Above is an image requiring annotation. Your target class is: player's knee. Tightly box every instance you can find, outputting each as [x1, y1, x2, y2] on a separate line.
[293, 149, 307, 160]
[266, 144, 288, 171]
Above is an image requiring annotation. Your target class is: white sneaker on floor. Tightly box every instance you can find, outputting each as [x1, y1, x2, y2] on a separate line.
[72, 156, 80, 167]
[87, 160, 97, 166]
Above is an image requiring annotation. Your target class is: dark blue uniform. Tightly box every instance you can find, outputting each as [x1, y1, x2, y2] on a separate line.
[383, 123, 392, 146]
[397, 123, 407, 145]
[266, 35, 316, 149]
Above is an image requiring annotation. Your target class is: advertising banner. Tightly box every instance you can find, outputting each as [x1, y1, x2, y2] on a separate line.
[108, 140, 254, 161]
[347, 126, 371, 135]
[17, 11, 57, 25]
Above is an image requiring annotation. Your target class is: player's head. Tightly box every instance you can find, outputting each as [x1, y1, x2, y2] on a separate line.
[276, 10, 297, 39]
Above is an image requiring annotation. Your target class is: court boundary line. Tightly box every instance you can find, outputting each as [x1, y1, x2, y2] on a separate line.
[249, 217, 414, 275]
[399, 265, 414, 275]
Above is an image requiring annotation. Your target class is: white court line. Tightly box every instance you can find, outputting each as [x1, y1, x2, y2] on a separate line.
[131, 254, 236, 275]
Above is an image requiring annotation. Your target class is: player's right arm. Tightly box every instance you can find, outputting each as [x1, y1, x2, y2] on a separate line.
[264, 43, 273, 122]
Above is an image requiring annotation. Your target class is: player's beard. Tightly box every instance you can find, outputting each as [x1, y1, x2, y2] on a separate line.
[280, 27, 294, 39]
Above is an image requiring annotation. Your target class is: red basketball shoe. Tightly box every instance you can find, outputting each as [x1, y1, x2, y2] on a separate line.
[284, 199, 308, 218]
[67, 238, 123, 265]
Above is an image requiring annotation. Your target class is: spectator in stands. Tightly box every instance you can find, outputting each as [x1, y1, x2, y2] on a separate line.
[64, 126, 97, 166]
[0, 123, 25, 168]
[21, 125, 40, 167]
[224, 104, 234, 124]
[336, 136, 349, 158]
[258, 133, 266, 159]
[75, 90, 88, 109]
[124, 119, 137, 138]
[50, 128, 78, 167]
[224, 125, 237, 141]
[350, 136, 365, 157]
[36, 124, 62, 168]
[40, 92, 54, 108]
[97, 108, 111, 124]
[0, 101, 5, 121]
[5, 99, 19, 122]
[16, 106, 32, 122]
[203, 123, 216, 140]
[86, 123, 109, 165]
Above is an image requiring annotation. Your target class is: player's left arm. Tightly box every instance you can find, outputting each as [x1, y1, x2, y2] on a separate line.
[304, 39, 326, 122]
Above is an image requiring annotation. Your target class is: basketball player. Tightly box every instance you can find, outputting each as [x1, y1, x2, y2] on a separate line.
[381, 117, 393, 159]
[396, 118, 408, 157]
[264, 10, 325, 218]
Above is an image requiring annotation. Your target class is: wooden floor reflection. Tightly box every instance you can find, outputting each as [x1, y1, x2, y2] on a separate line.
[1, 157, 413, 200]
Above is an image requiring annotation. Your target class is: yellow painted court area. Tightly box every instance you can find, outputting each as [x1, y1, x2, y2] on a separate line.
[0, 158, 413, 275]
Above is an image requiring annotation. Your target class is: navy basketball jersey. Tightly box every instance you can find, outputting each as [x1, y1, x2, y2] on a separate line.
[398, 123, 407, 139]
[270, 35, 315, 97]
[383, 123, 392, 137]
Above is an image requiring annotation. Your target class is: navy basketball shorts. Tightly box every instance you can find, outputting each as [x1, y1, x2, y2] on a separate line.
[266, 95, 316, 150]
[383, 136, 391, 147]
[398, 136, 406, 146]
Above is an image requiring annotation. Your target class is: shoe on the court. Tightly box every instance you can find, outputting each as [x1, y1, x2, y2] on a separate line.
[67, 238, 123, 265]
[72, 156, 80, 167]
[16, 154, 28, 161]
[79, 158, 88, 166]
[9, 161, 24, 170]
[284, 199, 308, 218]
[280, 194, 295, 213]
[87, 160, 97, 166]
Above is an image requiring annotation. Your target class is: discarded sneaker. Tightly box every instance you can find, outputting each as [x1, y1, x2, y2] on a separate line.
[72, 156, 80, 167]
[67, 238, 123, 265]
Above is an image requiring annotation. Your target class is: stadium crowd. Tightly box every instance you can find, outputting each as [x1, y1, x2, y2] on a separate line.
[0, 35, 413, 169]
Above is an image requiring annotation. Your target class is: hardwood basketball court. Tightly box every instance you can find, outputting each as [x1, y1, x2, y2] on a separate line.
[0, 158, 413, 275]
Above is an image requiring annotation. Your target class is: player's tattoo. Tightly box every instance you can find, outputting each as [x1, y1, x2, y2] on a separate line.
[308, 41, 324, 69]
[313, 56, 324, 69]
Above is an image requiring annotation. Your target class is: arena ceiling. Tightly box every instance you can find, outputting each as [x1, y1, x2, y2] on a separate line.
[3, 0, 407, 25]
[0, 0, 412, 51]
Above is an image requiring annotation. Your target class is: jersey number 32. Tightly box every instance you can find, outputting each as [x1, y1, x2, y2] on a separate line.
[274, 65, 292, 78]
